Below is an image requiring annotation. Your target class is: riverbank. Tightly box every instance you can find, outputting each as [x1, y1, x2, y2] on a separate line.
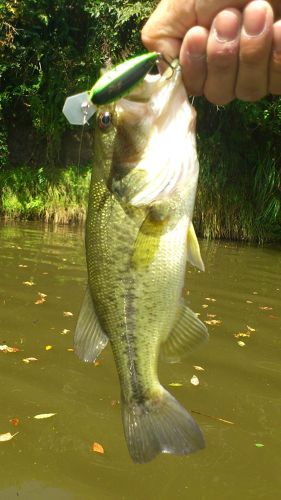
[0, 165, 90, 225]
[0, 163, 280, 242]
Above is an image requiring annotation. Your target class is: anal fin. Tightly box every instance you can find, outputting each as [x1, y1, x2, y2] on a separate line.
[74, 286, 108, 362]
[160, 302, 209, 363]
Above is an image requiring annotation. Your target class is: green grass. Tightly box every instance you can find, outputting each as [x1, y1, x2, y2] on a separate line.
[0, 165, 91, 224]
[0, 160, 280, 242]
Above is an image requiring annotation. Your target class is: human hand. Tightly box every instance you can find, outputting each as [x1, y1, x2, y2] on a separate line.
[142, 0, 281, 104]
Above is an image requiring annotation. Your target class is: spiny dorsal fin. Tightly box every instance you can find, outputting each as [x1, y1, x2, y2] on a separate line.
[160, 302, 209, 363]
[74, 286, 108, 362]
[187, 222, 205, 271]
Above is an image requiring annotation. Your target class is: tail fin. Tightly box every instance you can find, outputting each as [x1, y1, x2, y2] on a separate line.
[121, 387, 205, 464]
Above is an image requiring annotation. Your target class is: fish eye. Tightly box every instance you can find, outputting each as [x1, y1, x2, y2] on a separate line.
[98, 111, 112, 130]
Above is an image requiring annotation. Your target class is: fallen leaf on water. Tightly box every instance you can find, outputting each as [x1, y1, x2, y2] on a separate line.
[205, 297, 216, 302]
[35, 295, 46, 305]
[22, 281, 35, 286]
[63, 311, 73, 317]
[237, 341, 246, 347]
[19, 264, 28, 268]
[94, 360, 101, 367]
[91, 442, 104, 454]
[0, 344, 20, 353]
[193, 365, 205, 371]
[268, 315, 278, 320]
[45, 345, 53, 351]
[34, 413, 56, 420]
[67, 348, 74, 352]
[111, 400, 119, 407]
[207, 314, 216, 318]
[234, 332, 250, 338]
[204, 319, 222, 326]
[0, 432, 19, 442]
[9, 418, 20, 427]
[190, 375, 199, 386]
[60, 329, 70, 335]
[253, 291, 258, 295]
[246, 325, 256, 332]
[259, 306, 273, 311]
[255, 443, 264, 448]
[246, 300, 253, 304]
[22, 357, 38, 364]
[169, 382, 183, 387]
[202, 304, 208, 309]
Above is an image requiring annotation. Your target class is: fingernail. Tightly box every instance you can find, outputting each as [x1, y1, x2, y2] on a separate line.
[214, 10, 240, 42]
[186, 36, 206, 60]
[244, 1, 268, 36]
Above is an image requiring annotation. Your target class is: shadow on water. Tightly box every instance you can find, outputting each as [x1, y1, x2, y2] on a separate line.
[0, 222, 280, 500]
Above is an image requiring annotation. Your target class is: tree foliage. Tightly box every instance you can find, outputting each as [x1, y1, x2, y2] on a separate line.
[0, 0, 280, 240]
[0, 0, 156, 166]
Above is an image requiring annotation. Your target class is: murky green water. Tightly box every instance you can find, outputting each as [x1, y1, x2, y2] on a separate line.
[0, 222, 280, 500]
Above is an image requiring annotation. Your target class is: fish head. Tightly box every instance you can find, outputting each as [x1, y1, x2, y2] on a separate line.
[94, 63, 198, 217]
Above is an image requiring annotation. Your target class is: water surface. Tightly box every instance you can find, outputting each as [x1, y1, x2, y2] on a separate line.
[0, 222, 280, 500]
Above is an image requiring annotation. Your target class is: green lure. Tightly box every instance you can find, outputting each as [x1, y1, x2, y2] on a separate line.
[90, 52, 159, 105]
[63, 52, 160, 125]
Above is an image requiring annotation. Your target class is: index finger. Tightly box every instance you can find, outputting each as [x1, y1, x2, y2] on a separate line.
[142, 0, 196, 58]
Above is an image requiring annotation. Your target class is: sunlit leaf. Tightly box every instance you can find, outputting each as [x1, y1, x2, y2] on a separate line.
[45, 345, 53, 351]
[9, 418, 20, 427]
[168, 382, 183, 387]
[22, 357, 38, 364]
[67, 348, 74, 352]
[63, 311, 73, 317]
[34, 413, 56, 420]
[193, 365, 205, 371]
[0, 432, 19, 442]
[190, 375, 199, 386]
[91, 442, 104, 454]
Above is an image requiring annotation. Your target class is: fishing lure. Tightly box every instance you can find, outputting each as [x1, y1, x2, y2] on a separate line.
[63, 52, 160, 125]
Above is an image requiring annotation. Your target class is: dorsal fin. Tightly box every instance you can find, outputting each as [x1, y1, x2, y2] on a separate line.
[160, 302, 208, 363]
[74, 286, 108, 362]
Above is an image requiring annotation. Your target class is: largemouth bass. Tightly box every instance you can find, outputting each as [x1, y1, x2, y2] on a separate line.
[75, 62, 208, 463]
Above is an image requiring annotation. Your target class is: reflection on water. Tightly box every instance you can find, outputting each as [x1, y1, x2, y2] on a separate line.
[0, 222, 280, 500]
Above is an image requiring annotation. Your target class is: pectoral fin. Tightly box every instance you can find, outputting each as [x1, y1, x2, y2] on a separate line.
[131, 213, 167, 269]
[160, 303, 209, 363]
[74, 286, 108, 362]
[186, 222, 205, 271]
